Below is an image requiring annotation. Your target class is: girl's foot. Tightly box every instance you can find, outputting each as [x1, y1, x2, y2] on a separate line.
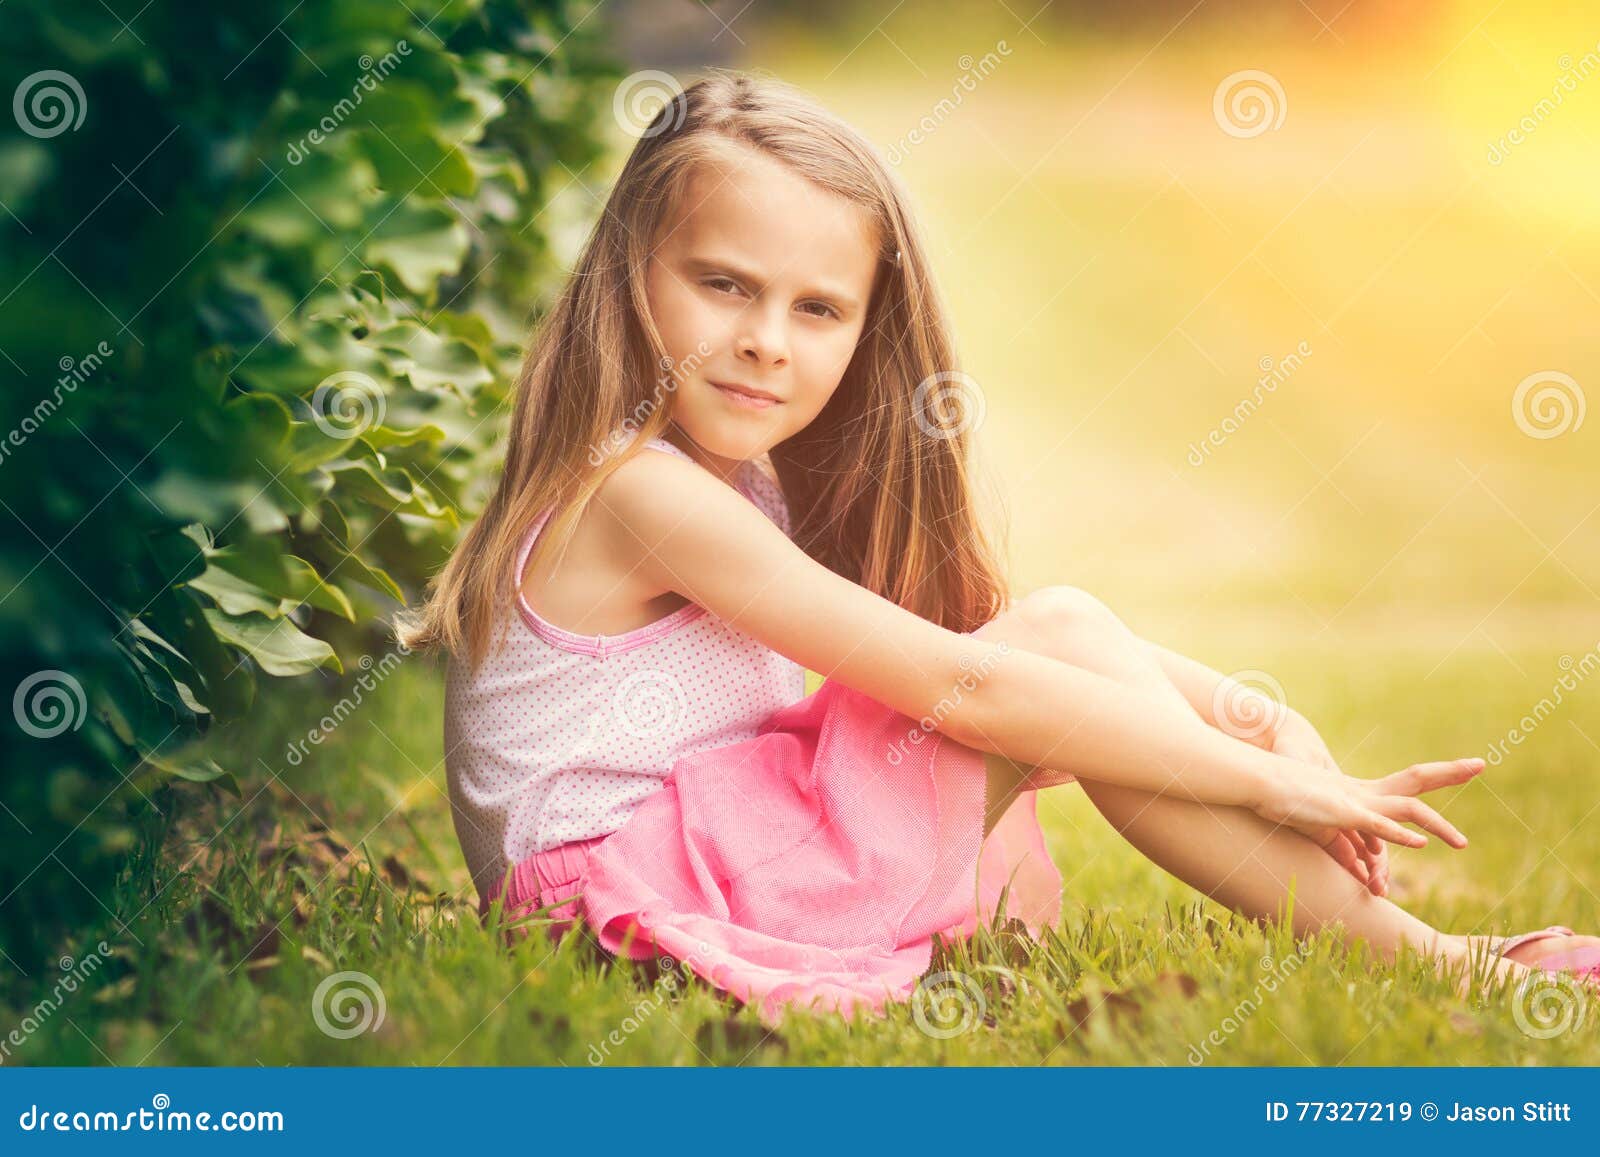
[1456, 926, 1600, 986]
[1500, 931, 1600, 969]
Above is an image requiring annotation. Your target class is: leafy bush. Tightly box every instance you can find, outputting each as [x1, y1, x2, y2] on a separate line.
[0, 0, 615, 984]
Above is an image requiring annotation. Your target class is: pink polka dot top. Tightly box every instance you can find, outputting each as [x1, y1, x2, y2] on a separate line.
[443, 434, 809, 902]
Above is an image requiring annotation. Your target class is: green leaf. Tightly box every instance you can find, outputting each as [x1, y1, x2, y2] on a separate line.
[165, 596, 256, 718]
[186, 539, 357, 622]
[360, 126, 477, 197]
[364, 202, 470, 295]
[141, 751, 241, 798]
[372, 320, 493, 394]
[464, 144, 528, 196]
[223, 390, 295, 449]
[362, 423, 447, 450]
[291, 416, 444, 470]
[304, 500, 406, 601]
[327, 457, 457, 522]
[202, 608, 343, 677]
[238, 152, 376, 247]
[144, 526, 208, 587]
[187, 565, 287, 618]
[122, 618, 212, 718]
[334, 554, 404, 602]
[147, 471, 290, 534]
[427, 309, 498, 358]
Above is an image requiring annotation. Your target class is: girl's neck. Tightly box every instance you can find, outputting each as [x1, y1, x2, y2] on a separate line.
[661, 424, 748, 488]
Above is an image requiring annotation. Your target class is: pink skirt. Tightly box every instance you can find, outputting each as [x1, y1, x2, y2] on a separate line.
[479, 677, 1065, 1026]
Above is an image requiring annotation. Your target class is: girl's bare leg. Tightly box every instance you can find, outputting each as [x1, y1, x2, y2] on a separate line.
[968, 586, 1550, 995]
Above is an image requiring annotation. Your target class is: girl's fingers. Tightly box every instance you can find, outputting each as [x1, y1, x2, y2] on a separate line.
[1322, 833, 1362, 879]
[1355, 835, 1378, 891]
[1342, 831, 1372, 878]
[1361, 832, 1389, 895]
[1381, 758, 1484, 795]
[1362, 809, 1428, 849]
[1384, 795, 1467, 848]
[1340, 837, 1373, 888]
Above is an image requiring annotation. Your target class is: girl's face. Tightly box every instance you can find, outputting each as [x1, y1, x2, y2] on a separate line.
[645, 146, 881, 475]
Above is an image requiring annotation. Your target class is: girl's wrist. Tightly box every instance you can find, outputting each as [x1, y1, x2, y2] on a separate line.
[1269, 705, 1309, 744]
[1223, 701, 1299, 753]
[1184, 714, 1299, 812]
[1236, 743, 1302, 813]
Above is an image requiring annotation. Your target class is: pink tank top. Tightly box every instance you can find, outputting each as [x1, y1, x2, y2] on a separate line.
[444, 435, 808, 902]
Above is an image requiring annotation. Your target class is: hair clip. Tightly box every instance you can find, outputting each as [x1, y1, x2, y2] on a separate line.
[891, 247, 902, 267]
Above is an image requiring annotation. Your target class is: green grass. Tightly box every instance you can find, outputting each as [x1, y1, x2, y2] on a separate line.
[18, 640, 1598, 1067]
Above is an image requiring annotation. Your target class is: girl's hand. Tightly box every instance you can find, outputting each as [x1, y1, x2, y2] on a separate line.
[1251, 757, 1484, 857]
[1269, 711, 1390, 897]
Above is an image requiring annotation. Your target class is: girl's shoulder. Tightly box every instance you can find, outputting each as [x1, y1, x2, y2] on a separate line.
[628, 435, 790, 535]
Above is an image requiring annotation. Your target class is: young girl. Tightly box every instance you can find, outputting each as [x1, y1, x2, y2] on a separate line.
[396, 71, 1600, 1025]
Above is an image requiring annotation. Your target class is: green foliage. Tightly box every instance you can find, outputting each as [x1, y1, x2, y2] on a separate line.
[0, 0, 615, 985]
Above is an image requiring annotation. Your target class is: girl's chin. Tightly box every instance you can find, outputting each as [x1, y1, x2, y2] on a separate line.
[679, 418, 783, 461]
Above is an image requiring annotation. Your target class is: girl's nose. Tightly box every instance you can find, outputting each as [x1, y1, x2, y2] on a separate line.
[736, 309, 789, 369]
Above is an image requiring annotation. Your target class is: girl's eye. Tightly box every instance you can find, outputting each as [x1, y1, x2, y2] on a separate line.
[797, 301, 839, 320]
[704, 277, 743, 296]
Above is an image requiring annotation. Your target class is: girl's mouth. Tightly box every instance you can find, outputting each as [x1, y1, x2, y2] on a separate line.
[710, 380, 782, 410]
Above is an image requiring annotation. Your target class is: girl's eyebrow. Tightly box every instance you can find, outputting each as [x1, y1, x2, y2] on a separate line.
[685, 254, 861, 314]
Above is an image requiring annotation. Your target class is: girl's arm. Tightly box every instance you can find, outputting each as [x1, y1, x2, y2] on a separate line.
[1140, 637, 1388, 889]
[1143, 639, 1343, 769]
[1142, 639, 1288, 749]
[588, 449, 1460, 849]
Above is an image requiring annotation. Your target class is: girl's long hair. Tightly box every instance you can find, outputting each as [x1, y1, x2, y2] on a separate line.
[395, 71, 1009, 669]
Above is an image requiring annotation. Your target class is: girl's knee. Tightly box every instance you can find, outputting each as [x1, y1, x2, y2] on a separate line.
[1016, 585, 1133, 648]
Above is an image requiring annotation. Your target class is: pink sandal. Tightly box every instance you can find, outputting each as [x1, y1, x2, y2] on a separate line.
[1489, 924, 1600, 986]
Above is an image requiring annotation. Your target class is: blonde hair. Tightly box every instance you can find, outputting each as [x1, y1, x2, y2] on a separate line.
[394, 70, 1009, 669]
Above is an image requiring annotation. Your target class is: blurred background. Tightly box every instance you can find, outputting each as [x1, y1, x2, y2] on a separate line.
[1, 0, 1596, 1064]
[613, 0, 1600, 650]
